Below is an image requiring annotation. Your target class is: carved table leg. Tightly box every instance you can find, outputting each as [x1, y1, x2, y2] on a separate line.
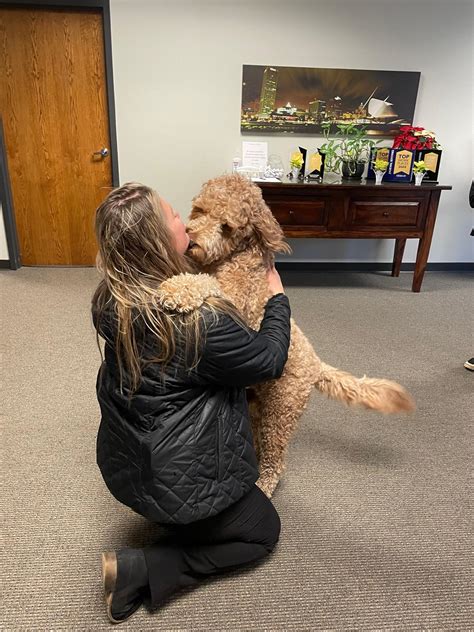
[412, 190, 441, 292]
[392, 238, 407, 277]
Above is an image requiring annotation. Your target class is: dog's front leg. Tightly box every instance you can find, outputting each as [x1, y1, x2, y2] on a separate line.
[254, 372, 313, 498]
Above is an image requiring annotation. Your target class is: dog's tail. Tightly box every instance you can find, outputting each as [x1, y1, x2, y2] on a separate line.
[314, 362, 415, 414]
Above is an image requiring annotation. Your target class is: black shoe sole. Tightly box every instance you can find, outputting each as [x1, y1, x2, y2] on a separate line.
[101, 551, 142, 624]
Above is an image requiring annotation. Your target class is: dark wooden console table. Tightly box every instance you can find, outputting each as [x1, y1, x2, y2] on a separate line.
[257, 179, 452, 292]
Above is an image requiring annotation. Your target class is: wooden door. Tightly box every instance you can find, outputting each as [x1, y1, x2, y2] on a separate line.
[0, 6, 113, 265]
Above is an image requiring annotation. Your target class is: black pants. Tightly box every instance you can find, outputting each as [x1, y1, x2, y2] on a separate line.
[143, 484, 281, 608]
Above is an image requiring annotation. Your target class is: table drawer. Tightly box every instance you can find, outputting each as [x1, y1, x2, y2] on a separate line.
[348, 200, 422, 228]
[267, 199, 328, 227]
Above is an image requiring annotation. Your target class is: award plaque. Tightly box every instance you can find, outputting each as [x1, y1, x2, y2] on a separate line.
[306, 150, 326, 179]
[366, 147, 390, 179]
[367, 148, 415, 182]
[298, 146, 307, 178]
[394, 150, 412, 171]
[414, 149, 442, 182]
[373, 147, 391, 163]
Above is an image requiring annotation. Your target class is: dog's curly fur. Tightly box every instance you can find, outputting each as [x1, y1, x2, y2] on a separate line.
[187, 174, 415, 498]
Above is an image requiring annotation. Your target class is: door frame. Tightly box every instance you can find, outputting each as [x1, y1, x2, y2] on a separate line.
[0, 116, 20, 269]
[0, 0, 119, 268]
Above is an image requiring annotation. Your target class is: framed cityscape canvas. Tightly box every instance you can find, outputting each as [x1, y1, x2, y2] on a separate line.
[241, 65, 420, 136]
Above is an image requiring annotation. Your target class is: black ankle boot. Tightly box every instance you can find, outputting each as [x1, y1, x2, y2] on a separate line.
[101, 548, 149, 624]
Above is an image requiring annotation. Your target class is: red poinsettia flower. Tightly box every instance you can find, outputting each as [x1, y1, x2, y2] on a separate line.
[392, 125, 439, 150]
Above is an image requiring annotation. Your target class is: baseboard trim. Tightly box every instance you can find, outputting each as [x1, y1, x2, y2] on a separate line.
[276, 262, 474, 271]
[0, 261, 472, 271]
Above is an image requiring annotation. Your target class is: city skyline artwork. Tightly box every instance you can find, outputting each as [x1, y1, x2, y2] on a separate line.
[241, 65, 420, 136]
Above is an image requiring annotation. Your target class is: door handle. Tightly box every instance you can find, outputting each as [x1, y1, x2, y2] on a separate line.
[92, 147, 109, 158]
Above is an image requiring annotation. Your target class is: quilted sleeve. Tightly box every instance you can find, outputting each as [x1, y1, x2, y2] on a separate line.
[194, 294, 291, 388]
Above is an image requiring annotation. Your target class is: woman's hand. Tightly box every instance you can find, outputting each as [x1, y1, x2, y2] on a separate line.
[266, 265, 285, 295]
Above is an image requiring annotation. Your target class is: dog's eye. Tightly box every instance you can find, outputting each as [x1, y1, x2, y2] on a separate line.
[221, 223, 233, 236]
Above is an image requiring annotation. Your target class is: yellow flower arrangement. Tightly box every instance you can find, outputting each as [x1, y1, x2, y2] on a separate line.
[413, 160, 428, 174]
[290, 152, 304, 169]
[373, 158, 389, 172]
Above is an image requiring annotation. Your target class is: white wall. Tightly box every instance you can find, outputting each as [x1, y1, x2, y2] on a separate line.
[108, 0, 473, 264]
[2, 0, 472, 263]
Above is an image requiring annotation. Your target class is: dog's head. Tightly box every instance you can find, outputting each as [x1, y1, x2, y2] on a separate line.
[187, 174, 290, 266]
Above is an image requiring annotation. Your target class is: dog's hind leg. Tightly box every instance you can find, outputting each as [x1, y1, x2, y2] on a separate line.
[247, 387, 263, 462]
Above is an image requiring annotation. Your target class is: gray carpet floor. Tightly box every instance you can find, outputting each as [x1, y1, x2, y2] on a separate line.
[1, 268, 473, 631]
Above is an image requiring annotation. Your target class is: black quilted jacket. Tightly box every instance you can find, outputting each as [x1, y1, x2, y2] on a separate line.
[94, 291, 290, 524]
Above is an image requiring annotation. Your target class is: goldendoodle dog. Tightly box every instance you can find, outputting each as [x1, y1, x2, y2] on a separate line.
[187, 174, 415, 498]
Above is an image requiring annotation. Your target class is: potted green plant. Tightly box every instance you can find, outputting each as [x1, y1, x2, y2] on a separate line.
[338, 123, 377, 179]
[413, 160, 428, 186]
[319, 122, 341, 174]
[372, 158, 389, 185]
[320, 122, 378, 180]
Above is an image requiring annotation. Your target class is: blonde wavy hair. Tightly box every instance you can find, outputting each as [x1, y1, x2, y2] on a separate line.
[92, 182, 243, 393]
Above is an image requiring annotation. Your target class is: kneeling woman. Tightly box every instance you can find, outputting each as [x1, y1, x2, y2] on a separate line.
[91, 182, 291, 623]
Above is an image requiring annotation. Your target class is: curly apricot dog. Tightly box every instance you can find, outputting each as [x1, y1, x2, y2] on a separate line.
[187, 174, 415, 498]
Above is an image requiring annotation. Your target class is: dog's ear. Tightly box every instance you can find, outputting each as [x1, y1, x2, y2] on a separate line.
[251, 199, 292, 255]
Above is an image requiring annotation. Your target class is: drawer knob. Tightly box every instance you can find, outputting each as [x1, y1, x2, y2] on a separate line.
[383, 212, 390, 216]
[289, 210, 294, 215]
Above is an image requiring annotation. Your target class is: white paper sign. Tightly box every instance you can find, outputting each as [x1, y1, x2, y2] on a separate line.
[242, 141, 268, 171]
